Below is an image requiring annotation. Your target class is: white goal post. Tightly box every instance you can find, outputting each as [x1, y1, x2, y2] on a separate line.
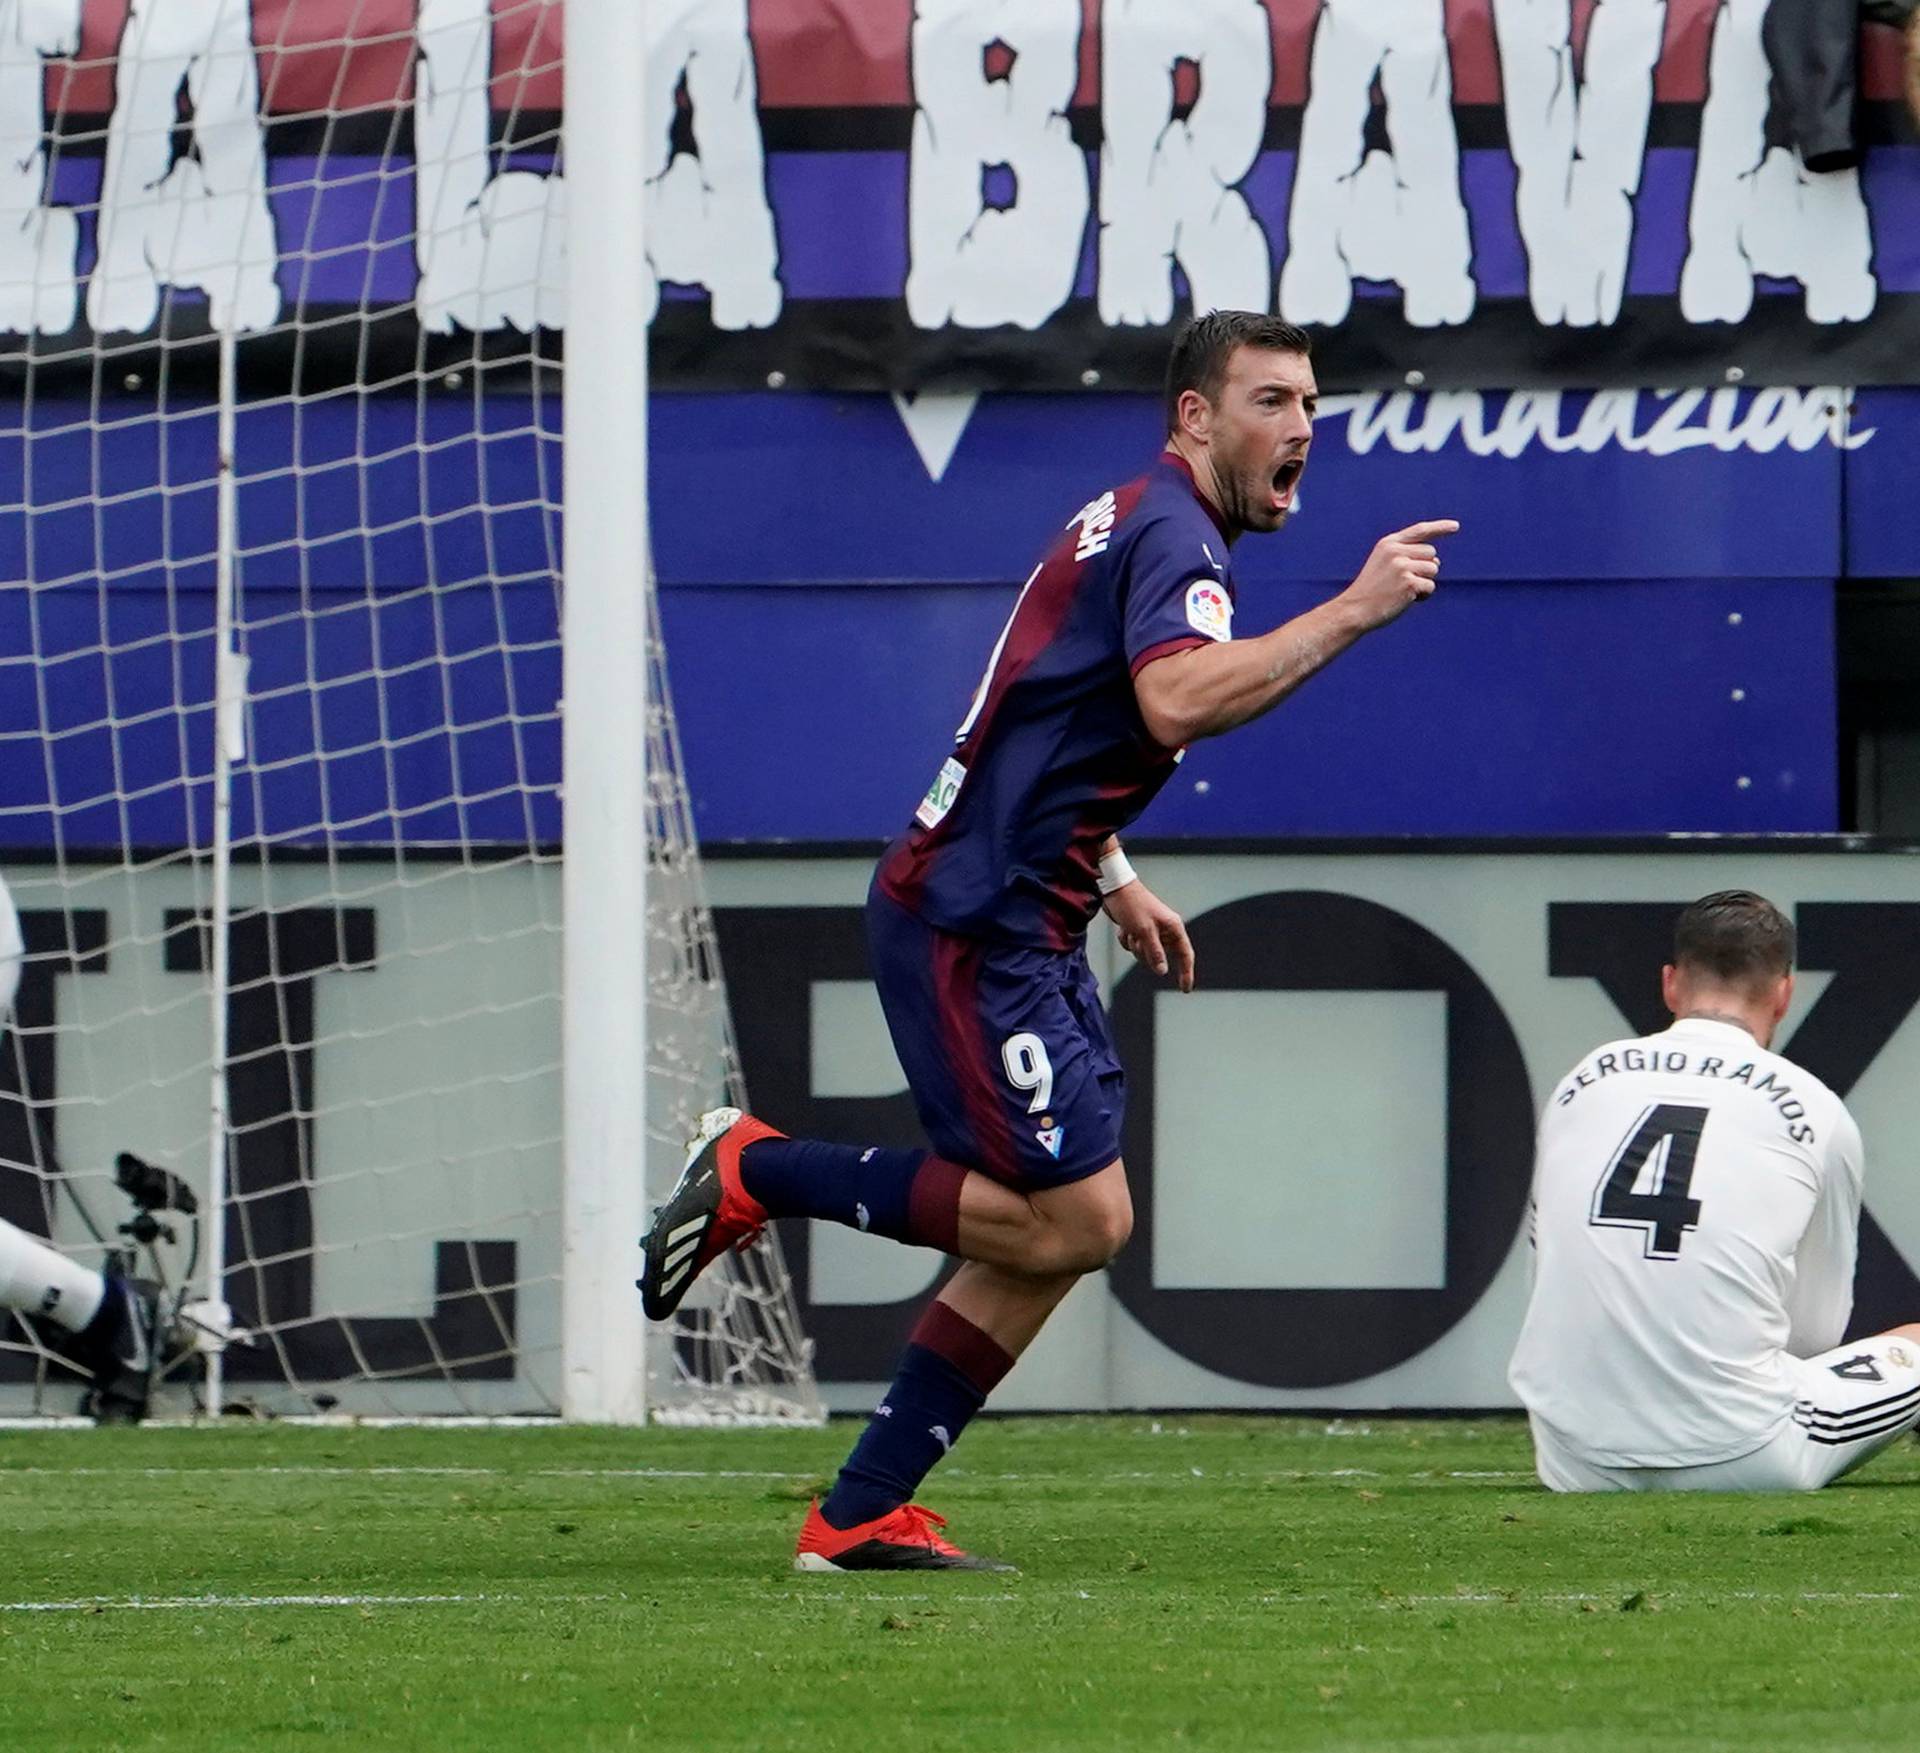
[559, 0, 652, 1427]
[0, 0, 819, 1427]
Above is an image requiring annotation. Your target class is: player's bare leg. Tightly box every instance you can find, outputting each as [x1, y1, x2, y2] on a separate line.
[952, 1158, 1134, 1280]
[935, 1258, 1083, 1357]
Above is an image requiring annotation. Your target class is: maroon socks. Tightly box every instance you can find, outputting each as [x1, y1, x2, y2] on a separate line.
[820, 1300, 1015, 1529]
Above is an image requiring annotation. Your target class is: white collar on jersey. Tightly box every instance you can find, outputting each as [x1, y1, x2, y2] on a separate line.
[1666, 1014, 1762, 1046]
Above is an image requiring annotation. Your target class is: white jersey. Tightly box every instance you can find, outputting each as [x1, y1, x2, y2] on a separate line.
[1509, 1016, 1864, 1469]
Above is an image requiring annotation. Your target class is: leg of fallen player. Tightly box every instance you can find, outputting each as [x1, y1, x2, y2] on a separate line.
[0, 1216, 165, 1422]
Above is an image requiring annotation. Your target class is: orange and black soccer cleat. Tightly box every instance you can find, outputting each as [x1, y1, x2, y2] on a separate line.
[792, 1500, 1016, 1573]
[638, 1107, 783, 1321]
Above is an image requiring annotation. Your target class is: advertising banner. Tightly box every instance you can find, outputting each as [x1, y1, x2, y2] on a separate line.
[11, 844, 1920, 1415]
[713, 847, 1920, 1411]
[1, 1, 1916, 391]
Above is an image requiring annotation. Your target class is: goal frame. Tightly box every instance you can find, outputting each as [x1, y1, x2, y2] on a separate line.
[559, 0, 652, 1425]
[0, 0, 825, 1429]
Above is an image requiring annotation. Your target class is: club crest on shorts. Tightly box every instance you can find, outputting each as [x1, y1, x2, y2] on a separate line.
[1185, 580, 1232, 642]
[1036, 1124, 1064, 1158]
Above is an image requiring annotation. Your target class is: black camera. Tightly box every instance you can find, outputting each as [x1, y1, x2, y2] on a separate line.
[114, 1151, 198, 1216]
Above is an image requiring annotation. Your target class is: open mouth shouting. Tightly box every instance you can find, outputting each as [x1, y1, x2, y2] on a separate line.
[1270, 454, 1307, 515]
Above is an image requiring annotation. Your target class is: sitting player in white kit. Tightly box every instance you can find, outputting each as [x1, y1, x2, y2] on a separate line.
[1510, 889, 1920, 1491]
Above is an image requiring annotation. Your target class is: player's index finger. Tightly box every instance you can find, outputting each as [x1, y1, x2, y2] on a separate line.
[1397, 519, 1461, 542]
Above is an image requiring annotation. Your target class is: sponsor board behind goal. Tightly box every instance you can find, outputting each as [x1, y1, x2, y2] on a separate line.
[9, 844, 1920, 1416]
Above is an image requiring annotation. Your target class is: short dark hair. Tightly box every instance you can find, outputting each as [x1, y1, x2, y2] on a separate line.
[1672, 890, 1795, 988]
[1164, 311, 1313, 435]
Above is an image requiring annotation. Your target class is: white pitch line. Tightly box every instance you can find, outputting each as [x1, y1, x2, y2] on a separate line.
[2, 1464, 816, 1479]
[1381, 1590, 1912, 1608]
[0, 1417, 570, 1431]
[1, 1592, 618, 1614]
[771, 1591, 1022, 1604]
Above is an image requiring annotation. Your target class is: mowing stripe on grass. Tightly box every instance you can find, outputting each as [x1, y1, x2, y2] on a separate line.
[0, 1464, 1538, 1484]
[12, 1585, 1903, 1616]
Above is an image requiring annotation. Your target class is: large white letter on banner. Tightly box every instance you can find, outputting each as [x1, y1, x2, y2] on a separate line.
[1098, 0, 1272, 326]
[642, 0, 780, 330]
[416, 0, 566, 334]
[418, 0, 777, 335]
[88, 0, 280, 335]
[0, 0, 81, 334]
[1279, 0, 1474, 329]
[1493, 0, 1665, 326]
[1680, 0, 1874, 325]
[907, 0, 1089, 331]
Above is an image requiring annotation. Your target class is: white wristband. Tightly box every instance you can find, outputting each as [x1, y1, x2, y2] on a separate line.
[1097, 848, 1138, 895]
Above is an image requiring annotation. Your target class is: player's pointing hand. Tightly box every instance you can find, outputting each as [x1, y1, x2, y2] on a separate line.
[1342, 518, 1460, 630]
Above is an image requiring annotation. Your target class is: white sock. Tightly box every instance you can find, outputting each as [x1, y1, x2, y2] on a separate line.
[0, 1217, 105, 1333]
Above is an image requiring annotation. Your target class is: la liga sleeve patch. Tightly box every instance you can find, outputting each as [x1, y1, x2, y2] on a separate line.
[1185, 579, 1233, 642]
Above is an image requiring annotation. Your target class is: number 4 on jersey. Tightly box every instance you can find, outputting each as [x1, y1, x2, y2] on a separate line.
[1589, 1103, 1710, 1259]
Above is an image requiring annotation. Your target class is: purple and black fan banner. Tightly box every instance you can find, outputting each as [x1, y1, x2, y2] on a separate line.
[2, 0, 1917, 391]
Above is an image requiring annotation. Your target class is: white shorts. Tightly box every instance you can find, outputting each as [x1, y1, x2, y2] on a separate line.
[1531, 1331, 1920, 1492]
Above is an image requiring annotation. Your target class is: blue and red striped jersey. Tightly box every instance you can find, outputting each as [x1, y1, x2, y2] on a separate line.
[876, 453, 1238, 948]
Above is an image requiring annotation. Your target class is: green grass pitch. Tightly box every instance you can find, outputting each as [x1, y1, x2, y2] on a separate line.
[5, 1415, 1920, 1751]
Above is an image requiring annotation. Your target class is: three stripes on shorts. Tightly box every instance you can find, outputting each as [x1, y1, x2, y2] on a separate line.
[1793, 1381, 1920, 1446]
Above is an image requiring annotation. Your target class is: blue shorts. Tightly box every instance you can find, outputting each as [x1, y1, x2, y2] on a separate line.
[865, 882, 1125, 1188]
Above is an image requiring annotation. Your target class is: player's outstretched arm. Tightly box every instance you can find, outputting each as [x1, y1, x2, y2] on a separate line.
[1134, 520, 1458, 748]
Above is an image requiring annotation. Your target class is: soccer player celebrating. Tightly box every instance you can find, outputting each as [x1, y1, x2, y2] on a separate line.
[0, 874, 168, 1421]
[642, 311, 1456, 1569]
[1511, 890, 1920, 1491]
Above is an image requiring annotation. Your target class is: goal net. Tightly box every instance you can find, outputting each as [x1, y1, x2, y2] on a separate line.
[0, 0, 818, 1424]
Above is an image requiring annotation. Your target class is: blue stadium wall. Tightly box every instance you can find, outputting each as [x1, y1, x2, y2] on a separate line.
[7, 383, 1919, 848]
